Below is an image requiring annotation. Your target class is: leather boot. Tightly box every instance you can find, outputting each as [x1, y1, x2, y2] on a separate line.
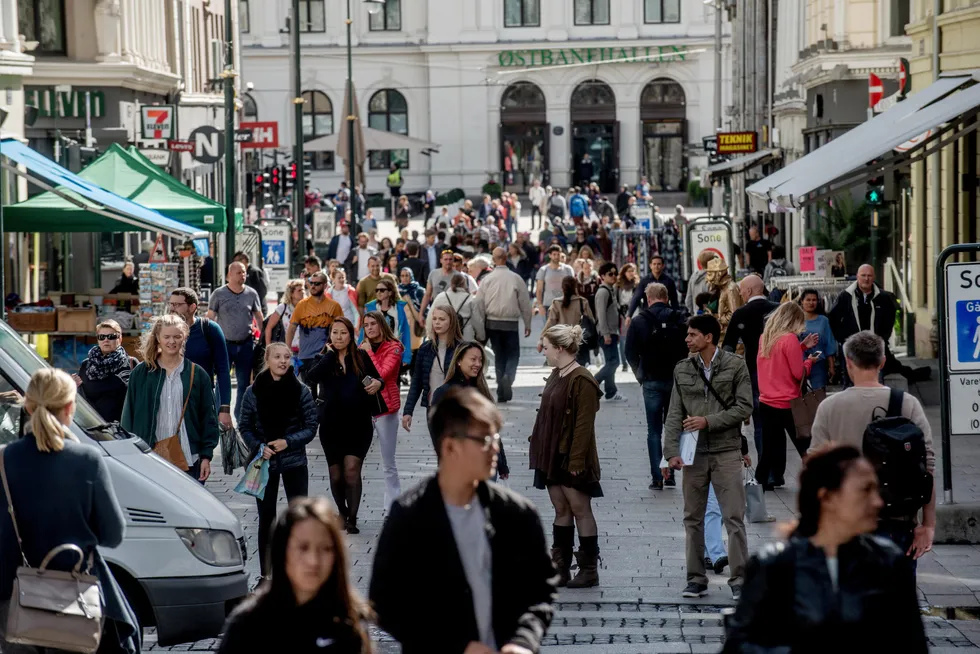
[550, 547, 571, 587]
[567, 549, 599, 588]
[551, 525, 574, 587]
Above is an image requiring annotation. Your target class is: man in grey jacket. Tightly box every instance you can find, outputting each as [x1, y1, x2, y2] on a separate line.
[474, 248, 533, 403]
[663, 314, 753, 601]
[594, 263, 625, 402]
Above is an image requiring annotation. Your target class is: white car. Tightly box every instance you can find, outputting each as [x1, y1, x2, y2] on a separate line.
[0, 320, 248, 646]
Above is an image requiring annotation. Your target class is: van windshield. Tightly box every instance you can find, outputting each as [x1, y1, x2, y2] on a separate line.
[0, 323, 128, 440]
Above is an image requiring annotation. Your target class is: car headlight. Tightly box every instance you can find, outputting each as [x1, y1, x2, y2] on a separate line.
[175, 528, 243, 567]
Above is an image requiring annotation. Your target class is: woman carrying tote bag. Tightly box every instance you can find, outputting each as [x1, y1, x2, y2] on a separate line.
[0, 369, 139, 654]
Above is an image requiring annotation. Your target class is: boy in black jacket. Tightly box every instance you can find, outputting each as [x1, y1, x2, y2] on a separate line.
[370, 387, 557, 654]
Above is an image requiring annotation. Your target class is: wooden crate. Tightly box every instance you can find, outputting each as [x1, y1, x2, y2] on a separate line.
[57, 307, 97, 334]
[7, 311, 57, 333]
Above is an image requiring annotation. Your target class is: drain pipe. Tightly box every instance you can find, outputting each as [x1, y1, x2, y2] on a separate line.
[931, 0, 941, 353]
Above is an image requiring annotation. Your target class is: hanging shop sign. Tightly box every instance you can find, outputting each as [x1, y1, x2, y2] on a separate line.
[140, 105, 176, 140]
[496, 45, 688, 68]
[240, 121, 279, 149]
[189, 125, 224, 164]
[716, 131, 758, 155]
[25, 87, 105, 119]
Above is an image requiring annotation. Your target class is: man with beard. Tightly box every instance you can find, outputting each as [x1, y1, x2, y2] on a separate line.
[286, 271, 343, 395]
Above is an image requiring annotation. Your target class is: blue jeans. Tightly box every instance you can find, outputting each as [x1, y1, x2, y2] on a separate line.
[876, 520, 917, 573]
[226, 340, 254, 421]
[595, 336, 619, 398]
[642, 380, 672, 482]
[705, 484, 727, 563]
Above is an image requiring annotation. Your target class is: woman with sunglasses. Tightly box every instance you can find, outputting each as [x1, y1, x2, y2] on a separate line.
[72, 319, 138, 423]
[360, 279, 413, 364]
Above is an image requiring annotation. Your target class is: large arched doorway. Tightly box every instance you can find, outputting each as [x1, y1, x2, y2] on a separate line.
[640, 78, 687, 192]
[500, 81, 548, 191]
[570, 79, 617, 192]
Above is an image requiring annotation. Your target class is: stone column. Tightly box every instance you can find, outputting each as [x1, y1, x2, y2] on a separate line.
[120, 0, 133, 60]
[94, 0, 123, 62]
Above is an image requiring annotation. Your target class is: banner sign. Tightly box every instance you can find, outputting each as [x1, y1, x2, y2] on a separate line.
[798, 246, 817, 273]
[716, 131, 758, 155]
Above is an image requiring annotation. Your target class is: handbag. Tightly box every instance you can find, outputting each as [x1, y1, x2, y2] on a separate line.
[234, 452, 270, 501]
[578, 299, 599, 352]
[0, 447, 104, 653]
[152, 364, 195, 471]
[219, 423, 251, 476]
[789, 375, 826, 441]
[744, 467, 770, 523]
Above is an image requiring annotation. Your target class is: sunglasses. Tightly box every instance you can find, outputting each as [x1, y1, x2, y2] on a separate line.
[308, 281, 326, 287]
[97, 333, 120, 341]
[377, 288, 391, 293]
[461, 432, 501, 452]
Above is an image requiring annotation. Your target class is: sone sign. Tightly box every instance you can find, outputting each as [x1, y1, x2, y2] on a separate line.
[944, 262, 980, 435]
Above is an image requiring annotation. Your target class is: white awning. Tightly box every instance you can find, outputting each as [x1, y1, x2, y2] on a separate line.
[746, 71, 980, 211]
[305, 128, 441, 153]
[705, 149, 780, 180]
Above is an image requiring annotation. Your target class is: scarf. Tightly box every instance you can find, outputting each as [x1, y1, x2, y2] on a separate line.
[84, 345, 130, 381]
[250, 368, 302, 443]
[847, 281, 878, 333]
[398, 275, 424, 310]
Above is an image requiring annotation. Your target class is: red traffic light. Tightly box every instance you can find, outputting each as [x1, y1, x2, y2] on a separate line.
[289, 162, 297, 179]
[254, 173, 264, 184]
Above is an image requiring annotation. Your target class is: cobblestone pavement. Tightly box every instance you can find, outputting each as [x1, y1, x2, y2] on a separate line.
[139, 314, 980, 651]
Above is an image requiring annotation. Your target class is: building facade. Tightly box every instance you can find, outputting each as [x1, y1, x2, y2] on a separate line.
[241, 0, 731, 199]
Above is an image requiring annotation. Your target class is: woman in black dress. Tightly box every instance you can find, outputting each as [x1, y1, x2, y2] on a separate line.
[529, 323, 602, 589]
[306, 317, 384, 534]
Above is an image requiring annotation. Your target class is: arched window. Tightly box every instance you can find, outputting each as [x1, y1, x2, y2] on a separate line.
[570, 79, 616, 122]
[243, 94, 258, 120]
[301, 90, 333, 138]
[500, 81, 546, 124]
[640, 78, 687, 192]
[368, 89, 409, 170]
[640, 78, 685, 120]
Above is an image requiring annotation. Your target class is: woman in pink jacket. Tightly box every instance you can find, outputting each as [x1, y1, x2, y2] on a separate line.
[359, 310, 404, 511]
[756, 302, 819, 491]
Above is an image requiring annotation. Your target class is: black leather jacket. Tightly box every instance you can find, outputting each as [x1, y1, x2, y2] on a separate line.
[723, 535, 926, 654]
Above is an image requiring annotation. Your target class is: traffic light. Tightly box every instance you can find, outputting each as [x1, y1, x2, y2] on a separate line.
[270, 165, 280, 193]
[286, 162, 298, 189]
[866, 187, 884, 206]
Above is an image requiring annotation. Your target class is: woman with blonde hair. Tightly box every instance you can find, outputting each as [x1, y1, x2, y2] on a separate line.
[530, 324, 603, 588]
[0, 368, 139, 653]
[239, 342, 317, 578]
[266, 278, 305, 348]
[395, 195, 411, 230]
[122, 314, 220, 483]
[402, 305, 462, 434]
[756, 301, 821, 491]
[218, 497, 373, 653]
[73, 319, 138, 423]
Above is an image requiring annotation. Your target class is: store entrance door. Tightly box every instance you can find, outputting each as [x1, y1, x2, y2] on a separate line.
[501, 124, 549, 192]
[572, 123, 618, 193]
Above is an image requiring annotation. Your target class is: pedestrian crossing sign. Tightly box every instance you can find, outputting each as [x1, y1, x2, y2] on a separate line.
[954, 300, 980, 363]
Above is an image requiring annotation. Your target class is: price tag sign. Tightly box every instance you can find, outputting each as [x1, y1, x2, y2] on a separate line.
[949, 374, 980, 435]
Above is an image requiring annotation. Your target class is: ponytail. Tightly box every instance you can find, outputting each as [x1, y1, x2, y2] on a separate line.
[24, 369, 77, 453]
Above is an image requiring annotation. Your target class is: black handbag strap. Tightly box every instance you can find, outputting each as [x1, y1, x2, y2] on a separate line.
[690, 357, 732, 410]
[0, 445, 28, 566]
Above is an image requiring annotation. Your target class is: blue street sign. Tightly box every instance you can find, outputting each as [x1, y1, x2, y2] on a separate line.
[262, 240, 285, 266]
[954, 300, 980, 363]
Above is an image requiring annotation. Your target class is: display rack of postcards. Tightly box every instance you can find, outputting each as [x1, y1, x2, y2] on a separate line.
[138, 263, 179, 332]
[171, 246, 203, 291]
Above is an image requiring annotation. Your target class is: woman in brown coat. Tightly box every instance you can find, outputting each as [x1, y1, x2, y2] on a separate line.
[539, 275, 596, 366]
[529, 323, 602, 589]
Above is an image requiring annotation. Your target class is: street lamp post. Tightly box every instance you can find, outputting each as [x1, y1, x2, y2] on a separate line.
[346, 1, 385, 233]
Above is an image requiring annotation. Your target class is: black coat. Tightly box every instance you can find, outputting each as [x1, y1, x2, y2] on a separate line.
[828, 283, 897, 346]
[723, 535, 926, 654]
[109, 274, 139, 295]
[624, 303, 686, 382]
[627, 272, 679, 315]
[77, 354, 138, 423]
[722, 298, 780, 390]
[369, 476, 557, 654]
[397, 257, 430, 287]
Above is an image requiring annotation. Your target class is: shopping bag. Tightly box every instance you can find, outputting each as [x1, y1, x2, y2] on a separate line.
[745, 468, 769, 523]
[790, 377, 826, 441]
[234, 453, 270, 500]
[220, 424, 251, 476]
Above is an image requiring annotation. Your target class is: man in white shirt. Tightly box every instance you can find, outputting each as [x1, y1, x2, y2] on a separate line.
[529, 179, 547, 230]
[327, 217, 355, 278]
[352, 232, 376, 284]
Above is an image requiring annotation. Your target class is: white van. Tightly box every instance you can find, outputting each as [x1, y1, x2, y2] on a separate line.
[0, 320, 248, 646]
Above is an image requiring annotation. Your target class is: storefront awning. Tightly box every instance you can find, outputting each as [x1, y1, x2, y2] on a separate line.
[305, 128, 441, 154]
[704, 149, 780, 182]
[0, 139, 199, 238]
[746, 71, 980, 211]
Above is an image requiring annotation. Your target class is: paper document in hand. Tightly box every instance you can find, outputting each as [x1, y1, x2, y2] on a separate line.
[680, 430, 699, 466]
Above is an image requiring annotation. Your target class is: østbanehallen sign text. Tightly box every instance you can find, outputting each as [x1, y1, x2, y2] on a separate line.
[497, 45, 688, 68]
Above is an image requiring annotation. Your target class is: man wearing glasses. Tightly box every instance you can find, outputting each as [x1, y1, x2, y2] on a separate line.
[286, 271, 343, 396]
[168, 287, 233, 429]
[371, 387, 557, 654]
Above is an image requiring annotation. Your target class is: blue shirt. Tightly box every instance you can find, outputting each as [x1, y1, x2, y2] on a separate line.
[184, 317, 232, 411]
[803, 315, 838, 390]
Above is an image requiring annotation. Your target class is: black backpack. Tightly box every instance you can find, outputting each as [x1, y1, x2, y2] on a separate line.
[638, 306, 686, 379]
[862, 389, 933, 519]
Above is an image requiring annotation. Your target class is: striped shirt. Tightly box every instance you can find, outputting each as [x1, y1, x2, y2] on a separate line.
[154, 358, 198, 466]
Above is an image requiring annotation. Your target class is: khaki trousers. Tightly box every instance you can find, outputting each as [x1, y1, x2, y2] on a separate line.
[682, 449, 748, 587]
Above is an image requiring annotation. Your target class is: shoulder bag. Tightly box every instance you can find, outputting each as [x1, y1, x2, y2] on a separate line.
[578, 298, 599, 352]
[0, 447, 104, 653]
[152, 364, 195, 471]
[790, 374, 826, 441]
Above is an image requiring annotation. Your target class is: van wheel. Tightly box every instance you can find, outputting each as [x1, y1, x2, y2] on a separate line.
[107, 563, 153, 629]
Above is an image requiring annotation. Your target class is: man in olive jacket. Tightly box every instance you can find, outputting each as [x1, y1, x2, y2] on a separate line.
[663, 314, 753, 601]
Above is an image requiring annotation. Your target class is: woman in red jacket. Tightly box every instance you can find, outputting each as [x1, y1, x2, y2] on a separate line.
[359, 310, 404, 511]
[756, 302, 820, 491]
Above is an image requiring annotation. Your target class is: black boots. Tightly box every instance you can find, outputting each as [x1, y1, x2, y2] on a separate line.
[551, 525, 574, 587]
[568, 536, 600, 588]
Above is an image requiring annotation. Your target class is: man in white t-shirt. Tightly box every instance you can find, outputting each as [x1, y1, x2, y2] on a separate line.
[534, 244, 574, 313]
[352, 232, 376, 284]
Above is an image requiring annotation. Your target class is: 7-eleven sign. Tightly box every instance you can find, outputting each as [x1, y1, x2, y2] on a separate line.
[141, 105, 176, 140]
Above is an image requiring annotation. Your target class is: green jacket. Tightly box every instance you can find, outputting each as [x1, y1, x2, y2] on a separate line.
[120, 360, 220, 460]
[663, 348, 753, 460]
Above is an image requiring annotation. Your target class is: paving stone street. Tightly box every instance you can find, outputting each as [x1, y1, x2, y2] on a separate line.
[139, 315, 980, 652]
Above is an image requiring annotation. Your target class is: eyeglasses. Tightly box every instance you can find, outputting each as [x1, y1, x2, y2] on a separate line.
[461, 432, 500, 452]
[167, 301, 187, 309]
[97, 333, 120, 341]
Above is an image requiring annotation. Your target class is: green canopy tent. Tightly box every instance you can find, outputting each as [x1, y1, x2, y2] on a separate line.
[4, 143, 239, 233]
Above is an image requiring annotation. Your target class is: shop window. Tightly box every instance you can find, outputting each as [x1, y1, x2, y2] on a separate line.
[298, 0, 326, 32]
[890, 0, 910, 37]
[305, 151, 335, 171]
[369, 150, 409, 170]
[19, 0, 66, 54]
[573, 0, 610, 25]
[504, 0, 541, 27]
[369, 0, 401, 31]
[301, 90, 333, 140]
[501, 82, 546, 113]
[570, 80, 615, 108]
[243, 94, 258, 120]
[644, 0, 680, 24]
[239, 0, 250, 33]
